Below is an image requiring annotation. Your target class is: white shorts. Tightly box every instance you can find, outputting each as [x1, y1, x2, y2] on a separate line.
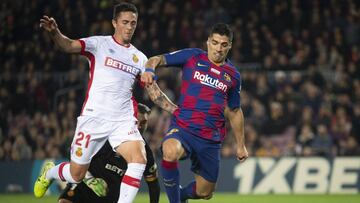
[70, 115, 144, 164]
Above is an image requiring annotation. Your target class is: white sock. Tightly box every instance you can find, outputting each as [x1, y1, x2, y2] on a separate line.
[118, 163, 146, 203]
[45, 162, 79, 183]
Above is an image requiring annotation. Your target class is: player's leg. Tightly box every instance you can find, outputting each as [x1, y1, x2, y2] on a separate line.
[143, 142, 160, 203]
[180, 174, 216, 201]
[180, 136, 220, 201]
[34, 156, 90, 198]
[115, 140, 146, 203]
[34, 116, 108, 198]
[58, 181, 104, 203]
[161, 128, 188, 203]
[58, 183, 75, 203]
[194, 174, 216, 199]
[110, 121, 147, 203]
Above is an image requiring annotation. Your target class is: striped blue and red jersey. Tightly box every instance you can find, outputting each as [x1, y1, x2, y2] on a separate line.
[164, 48, 241, 142]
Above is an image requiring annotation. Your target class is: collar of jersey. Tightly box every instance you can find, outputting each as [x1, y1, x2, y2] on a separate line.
[112, 35, 132, 48]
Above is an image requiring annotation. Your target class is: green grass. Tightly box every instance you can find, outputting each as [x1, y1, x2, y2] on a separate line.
[0, 193, 360, 203]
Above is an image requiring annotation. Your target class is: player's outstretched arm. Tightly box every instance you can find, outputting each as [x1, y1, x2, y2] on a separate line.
[145, 82, 177, 113]
[226, 107, 248, 162]
[141, 55, 166, 85]
[40, 15, 81, 53]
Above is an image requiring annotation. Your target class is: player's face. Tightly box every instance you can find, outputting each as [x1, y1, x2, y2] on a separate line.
[112, 11, 138, 44]
[207, 33, 232, 65]
[137, 112, 149, 134]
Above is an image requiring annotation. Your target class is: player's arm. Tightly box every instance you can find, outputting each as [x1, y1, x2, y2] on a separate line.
[145, 82, 178, 113]
[225, 107, 248, 162]
[40, 15, 81, 53]
[226, 71, 248, 162]
[141, 48, 204, 85]
[141, 55, 166, 85]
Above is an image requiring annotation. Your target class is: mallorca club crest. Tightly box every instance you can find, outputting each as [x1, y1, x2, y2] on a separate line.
[76, 147, 83, 157]
[132, 54, 139, 63]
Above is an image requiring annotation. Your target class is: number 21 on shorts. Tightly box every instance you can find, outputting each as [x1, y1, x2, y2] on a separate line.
[75, 132, 91, 148]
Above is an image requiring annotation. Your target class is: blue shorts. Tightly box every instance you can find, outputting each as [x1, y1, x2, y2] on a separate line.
[163, 125, 221, 183]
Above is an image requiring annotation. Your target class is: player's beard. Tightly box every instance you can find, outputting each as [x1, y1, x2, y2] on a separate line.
[123, 32, 134, 44]
[212, 52, 225, 64]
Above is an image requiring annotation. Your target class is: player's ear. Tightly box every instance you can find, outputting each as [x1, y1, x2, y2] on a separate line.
[112, 19, 117, 29]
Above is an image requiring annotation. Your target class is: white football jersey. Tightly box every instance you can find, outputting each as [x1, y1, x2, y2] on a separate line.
[78, 36, 147, 121]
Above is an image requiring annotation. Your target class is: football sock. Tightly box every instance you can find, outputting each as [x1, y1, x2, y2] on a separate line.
[118, 163, 146, 203]
[161, 160, 180, 203]
[180, 180, 200, 200]
[46, 162, 79, 183]
[146, 178, 160, 203]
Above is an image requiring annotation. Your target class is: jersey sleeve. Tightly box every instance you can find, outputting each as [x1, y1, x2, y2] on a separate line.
[227, 72, 241, 109]
[78, 36, 100, 55]
[164, 48, 204, 67]
[139, 52, 149, 74]
[136, 51, 148, 88]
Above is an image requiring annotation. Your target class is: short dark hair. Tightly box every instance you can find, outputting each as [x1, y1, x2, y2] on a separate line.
[209, 23, 233, 42]
[138, 103, 151, 114]
[113, 2, 138, 20]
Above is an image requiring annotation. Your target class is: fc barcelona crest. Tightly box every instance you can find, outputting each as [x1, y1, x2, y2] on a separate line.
[132, 54, 139, 63]
[223, 73, 231, 82]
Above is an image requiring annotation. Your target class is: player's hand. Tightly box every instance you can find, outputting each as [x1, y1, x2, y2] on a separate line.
[39, 15, 58, 33]
[141, 70, 156, 85]
[236, 144, 248, 162]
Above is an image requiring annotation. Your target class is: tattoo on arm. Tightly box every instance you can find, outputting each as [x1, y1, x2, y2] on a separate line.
[145, 83, 177, 113]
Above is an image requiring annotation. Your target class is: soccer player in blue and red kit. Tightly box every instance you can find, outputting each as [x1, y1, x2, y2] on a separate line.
[141, 23, 249, 203]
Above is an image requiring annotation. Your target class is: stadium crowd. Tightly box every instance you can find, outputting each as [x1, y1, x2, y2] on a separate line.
[1, 0, 360, 161]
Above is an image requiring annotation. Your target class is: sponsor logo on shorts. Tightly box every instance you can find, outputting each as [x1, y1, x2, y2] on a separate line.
[128, 129, 138, 135]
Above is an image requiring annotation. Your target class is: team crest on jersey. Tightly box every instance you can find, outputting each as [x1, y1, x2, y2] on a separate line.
[166, 128, 179, 136]
[109, 48, 115, 54]
[76, 147, 83, 157]
[132, 54, 139, 63]
[223, 73, 231, 82]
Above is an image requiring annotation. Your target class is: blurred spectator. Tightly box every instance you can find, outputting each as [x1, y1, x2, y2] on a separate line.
[311, 124, 335, 157]
[296, 124, 315, 156]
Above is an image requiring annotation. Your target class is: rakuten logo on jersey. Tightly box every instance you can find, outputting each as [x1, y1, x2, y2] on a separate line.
[105, 57, 140, 76]
[193, 71, 228, 92]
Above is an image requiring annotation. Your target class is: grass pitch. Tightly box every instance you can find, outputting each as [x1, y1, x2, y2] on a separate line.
[0, 193, 359, 203]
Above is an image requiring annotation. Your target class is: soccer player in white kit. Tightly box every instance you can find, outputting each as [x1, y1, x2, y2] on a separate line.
[34, 3, 177, 203]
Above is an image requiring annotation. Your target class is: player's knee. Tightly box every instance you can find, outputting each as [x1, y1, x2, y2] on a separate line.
[162, 145, 181, 161]
[162, 149, 179, 162]
[70, 170, 86, 182]
[130, 154, 147, 164]
[69, 162, 89, 182]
